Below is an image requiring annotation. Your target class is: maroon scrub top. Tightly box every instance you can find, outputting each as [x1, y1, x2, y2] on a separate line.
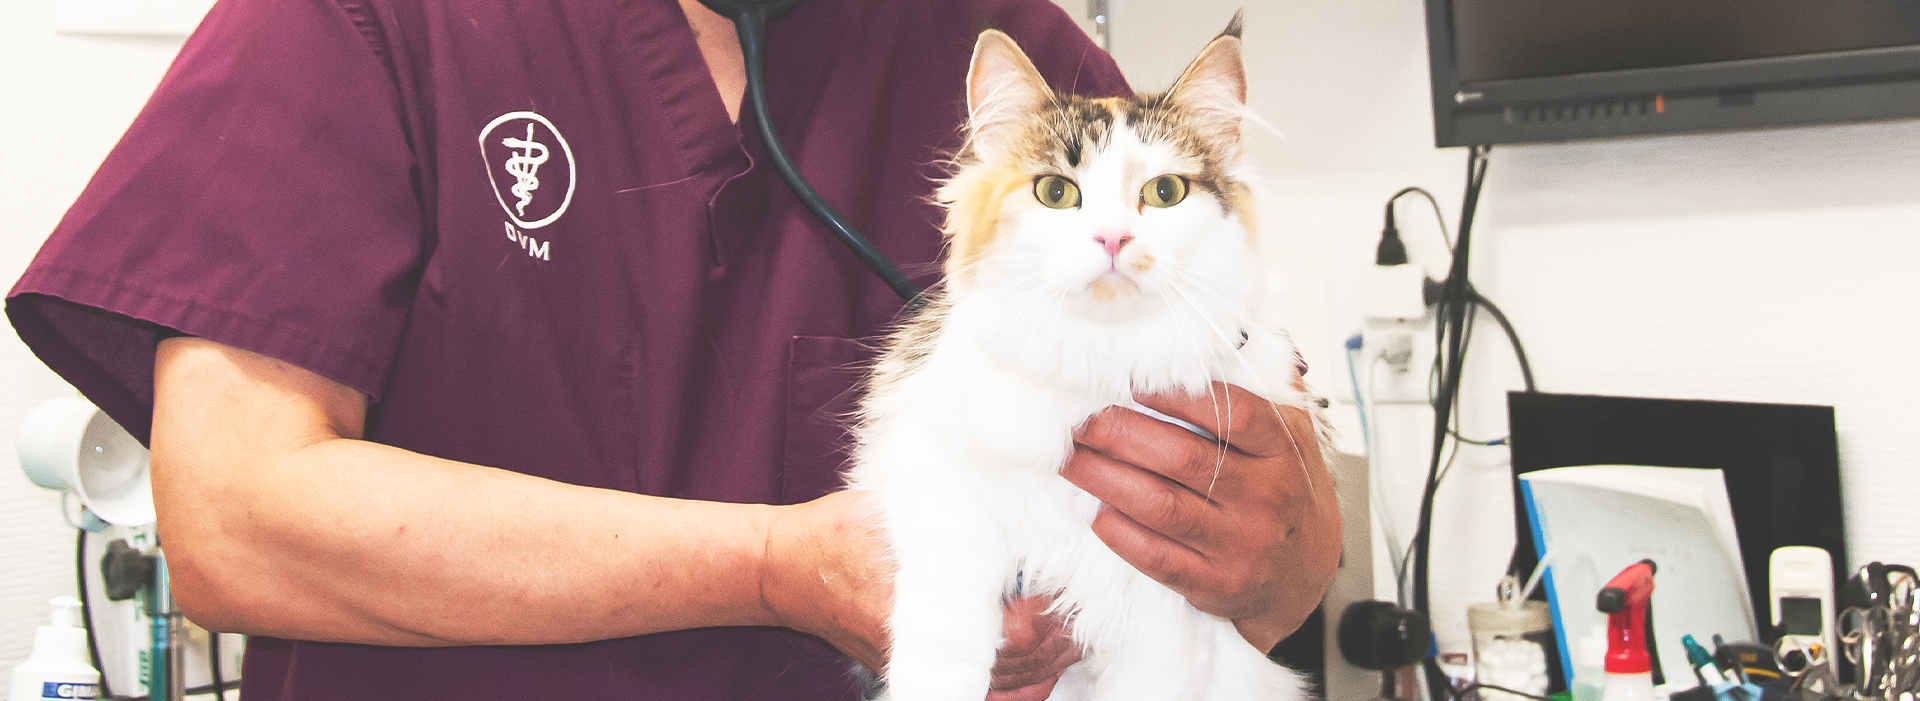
[8, 0, 1129, 698]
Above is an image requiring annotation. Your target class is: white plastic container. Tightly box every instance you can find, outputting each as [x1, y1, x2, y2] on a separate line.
[1469, 578, 1553, 701]
[7, 597, 101, 701]
[1600, 671, 1654, 701]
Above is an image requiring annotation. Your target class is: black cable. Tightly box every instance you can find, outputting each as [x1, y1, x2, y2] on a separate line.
[1424, 293, 1532, 446]
[78, 529, 115, 699]
[78, 529, 241, 700]
[1412, 145, 1491, 701]
[1383, 152, 1538, 701]
[208, 630, 225, 699]
[105, 683, 234, 700]
[1387, 186, 1455, 248]
[1450, 683, 1556, 701]
[1412, 144, 1490, 615]
[1395, 435, 1466, 602]
[1423, 295, 1507, 447]
[1468, 289, 1535, 393]
[701, 0, 927, 311]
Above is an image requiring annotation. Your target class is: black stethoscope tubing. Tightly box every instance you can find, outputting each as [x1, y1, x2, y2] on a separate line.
[695, 0, 927, 310]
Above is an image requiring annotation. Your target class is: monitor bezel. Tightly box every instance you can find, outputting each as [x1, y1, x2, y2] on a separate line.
[1425, 0, 1920, 146]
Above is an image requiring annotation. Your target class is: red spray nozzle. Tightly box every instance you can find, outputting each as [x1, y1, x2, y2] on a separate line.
[1597, 560, 1658, 674]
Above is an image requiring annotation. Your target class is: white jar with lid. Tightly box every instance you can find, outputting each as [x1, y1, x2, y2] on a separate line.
[1469, 577, 1553, 701]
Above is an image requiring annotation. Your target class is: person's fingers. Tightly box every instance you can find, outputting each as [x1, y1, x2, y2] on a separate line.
[989, 595, 1081, 699]
[1071, 405, 1238, 500]
[1060, 445, 1220, 543]
[986, 679, 1067, 701]
[991, 596, 1080, 685]
[1134, 382, 1306, 459]
[1083, 498, 1213, 594]
[1061, 380, 1341, 649]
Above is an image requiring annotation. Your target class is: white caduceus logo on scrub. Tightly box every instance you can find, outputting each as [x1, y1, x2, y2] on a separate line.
[480, 111, 576, 230]
[501, 123, 548, 217]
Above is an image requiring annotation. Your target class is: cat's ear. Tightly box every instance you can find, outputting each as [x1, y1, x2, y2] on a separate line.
[1166, 17, 1248, 159]
[965, 30, 1052, 158]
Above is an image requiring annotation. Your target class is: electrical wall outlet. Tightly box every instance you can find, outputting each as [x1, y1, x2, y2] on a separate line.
[1330, 324, 1435, 406]
[1328, 263, 1437, 408]
[1361, 322, 1436, 405]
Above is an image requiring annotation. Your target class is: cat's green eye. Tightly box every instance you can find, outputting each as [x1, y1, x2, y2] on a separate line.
[1141, 174, 1189, 208]
[1034, 175, 1081, 209]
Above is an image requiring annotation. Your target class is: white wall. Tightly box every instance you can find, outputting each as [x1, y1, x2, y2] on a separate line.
[1082, 0, 1920, 656]
[0, 0, 189, 684]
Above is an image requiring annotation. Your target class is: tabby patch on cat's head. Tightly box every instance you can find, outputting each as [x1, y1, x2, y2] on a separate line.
[936, 24, 1258, 322]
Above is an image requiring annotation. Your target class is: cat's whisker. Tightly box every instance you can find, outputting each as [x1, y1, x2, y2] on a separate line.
[984, 269, 1066, 356]
[1160, 275, 1247, 363]
[1161, 268, 1269, 385]
[1234, 104, 1287, 146]
[1159, 277, 1329, 504]
[1152, 284, 1233, 499]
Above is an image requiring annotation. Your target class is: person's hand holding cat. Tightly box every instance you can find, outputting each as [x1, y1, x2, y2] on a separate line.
[988, 594, 1082, 701]
[1061, 379, 1341, 650]
[761, 490, 1084, 695]
[759, 490, 895, 672]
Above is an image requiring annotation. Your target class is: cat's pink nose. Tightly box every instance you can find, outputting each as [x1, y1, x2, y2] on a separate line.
[1093, 231, 1133, 257]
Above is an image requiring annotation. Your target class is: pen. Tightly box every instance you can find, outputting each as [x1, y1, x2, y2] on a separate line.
[1684, 635, 1729, 686]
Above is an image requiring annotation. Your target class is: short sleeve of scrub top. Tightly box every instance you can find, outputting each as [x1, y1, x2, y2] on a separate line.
[10, 0, 424, 441]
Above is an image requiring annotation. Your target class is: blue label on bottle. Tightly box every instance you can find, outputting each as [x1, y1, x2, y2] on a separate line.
[40, 682, 99, 700]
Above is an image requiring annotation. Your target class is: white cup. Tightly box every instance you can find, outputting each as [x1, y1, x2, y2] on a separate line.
[19, 397, 155, 526]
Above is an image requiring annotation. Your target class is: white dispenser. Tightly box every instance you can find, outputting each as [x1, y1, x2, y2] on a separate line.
[7, 597, 101, 701]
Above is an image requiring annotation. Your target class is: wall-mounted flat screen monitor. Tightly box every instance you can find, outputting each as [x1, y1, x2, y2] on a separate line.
[1425, 0, 1920, 146]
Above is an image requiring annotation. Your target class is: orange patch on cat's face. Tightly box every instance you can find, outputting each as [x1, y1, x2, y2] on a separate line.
[942, 165, 1032, 284]
[1127, 250, 1155, 275]
[1088, 273, 1139, 302]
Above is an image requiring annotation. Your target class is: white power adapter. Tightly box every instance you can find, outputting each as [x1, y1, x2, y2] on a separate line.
[1358, 264, 1429, 323]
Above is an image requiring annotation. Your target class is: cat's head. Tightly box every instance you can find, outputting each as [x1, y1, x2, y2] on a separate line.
[936, 22, 1260, 336]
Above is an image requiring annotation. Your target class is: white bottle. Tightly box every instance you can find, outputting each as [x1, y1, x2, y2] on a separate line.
[7, 597, 100, 701]
[1600, 671, 1655, 701]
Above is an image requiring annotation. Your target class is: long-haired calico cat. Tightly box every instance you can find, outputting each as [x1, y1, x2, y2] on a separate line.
[846, 21, 1316, 701]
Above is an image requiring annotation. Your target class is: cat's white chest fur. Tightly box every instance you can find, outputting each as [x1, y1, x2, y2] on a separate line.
[845, 315, 1308, 701]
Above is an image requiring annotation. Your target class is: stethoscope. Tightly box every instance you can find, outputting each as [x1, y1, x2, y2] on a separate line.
[693, 0, 926, 309]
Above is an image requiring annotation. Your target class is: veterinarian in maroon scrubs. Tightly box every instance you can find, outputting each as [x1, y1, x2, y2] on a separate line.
[9, 0, 1340, 699]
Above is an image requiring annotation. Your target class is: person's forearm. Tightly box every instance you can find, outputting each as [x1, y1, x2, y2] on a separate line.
[170, 440, 777, 646]
[152, 337, 782, 646]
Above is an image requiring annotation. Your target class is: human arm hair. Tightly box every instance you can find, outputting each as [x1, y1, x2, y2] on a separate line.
[149, 336, 880, 651]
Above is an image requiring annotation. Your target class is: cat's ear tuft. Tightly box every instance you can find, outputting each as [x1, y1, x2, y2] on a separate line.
[1220, 9, 1244, 39]
[966, 30, 1052, 158]
[1166, 21, 1248, 159]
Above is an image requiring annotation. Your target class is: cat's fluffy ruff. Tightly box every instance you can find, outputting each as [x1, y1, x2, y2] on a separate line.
[847, 25, 1313, 701]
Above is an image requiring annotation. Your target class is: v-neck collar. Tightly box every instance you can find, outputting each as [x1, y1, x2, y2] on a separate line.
[624, 0, 749, 180]
[622, 0, 850, 180]
[622, 0, 854, 270]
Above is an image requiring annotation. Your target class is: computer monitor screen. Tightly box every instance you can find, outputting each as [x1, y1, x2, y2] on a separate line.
[1505, 391, 1847, 635]
[1426, 0, 1920, 145]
